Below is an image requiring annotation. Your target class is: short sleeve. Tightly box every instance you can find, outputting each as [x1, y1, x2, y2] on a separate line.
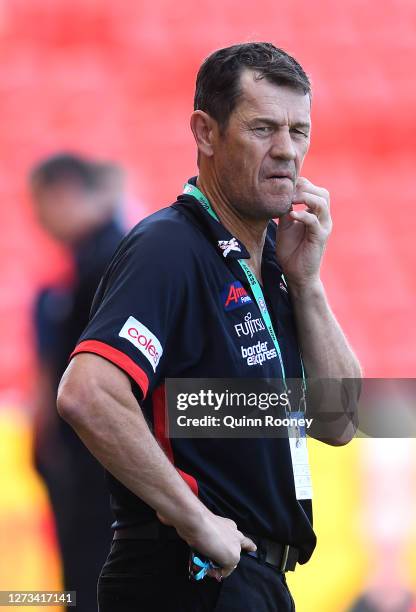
[70, 218, 191, 400]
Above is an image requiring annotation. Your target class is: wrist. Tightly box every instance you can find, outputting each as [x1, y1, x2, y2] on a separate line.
[171, 499, 211, 540]
[287, 277, 324, 301]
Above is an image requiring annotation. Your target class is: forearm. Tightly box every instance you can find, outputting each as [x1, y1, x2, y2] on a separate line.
[289, 280, 361, 445]
[290, 279, 362, 378]
[57, 371, 206, 531]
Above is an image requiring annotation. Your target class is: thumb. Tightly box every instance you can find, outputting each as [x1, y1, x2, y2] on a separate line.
[240, 536, 257, 553]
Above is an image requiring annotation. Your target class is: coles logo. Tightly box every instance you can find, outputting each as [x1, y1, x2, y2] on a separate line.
[119, 316, 163, 372]
[221, 281, 252, 312]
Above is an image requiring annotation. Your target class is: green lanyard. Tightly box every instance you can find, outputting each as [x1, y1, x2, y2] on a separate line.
[183, 182, 306, 399]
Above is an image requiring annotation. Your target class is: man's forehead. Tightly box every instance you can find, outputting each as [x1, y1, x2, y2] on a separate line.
[235, 69, 311, 123]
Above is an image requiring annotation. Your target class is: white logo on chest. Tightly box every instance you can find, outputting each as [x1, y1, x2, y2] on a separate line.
[234, 312, 265, 339]
[218, 237, 241, 257]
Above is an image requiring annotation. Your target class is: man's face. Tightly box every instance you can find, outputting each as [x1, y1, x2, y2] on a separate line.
[212, 70, 311, 220]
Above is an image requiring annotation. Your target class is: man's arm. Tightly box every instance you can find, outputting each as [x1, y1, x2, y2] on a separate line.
[290, 280, 361, 379]
[290, 280, 361, 445]
[57, 353, 256, 577]
[276, 177, 362, 445]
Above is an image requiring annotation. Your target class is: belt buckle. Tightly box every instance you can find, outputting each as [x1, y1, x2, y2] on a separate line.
[280, 544, 290, 572]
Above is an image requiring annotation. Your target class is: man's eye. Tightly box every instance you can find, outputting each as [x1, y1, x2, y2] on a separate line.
[252, 126, 273, 135]
[291, 129, 308, 137]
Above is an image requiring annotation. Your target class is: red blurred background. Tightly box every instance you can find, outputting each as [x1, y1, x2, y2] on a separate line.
[0, 1, 415, 610]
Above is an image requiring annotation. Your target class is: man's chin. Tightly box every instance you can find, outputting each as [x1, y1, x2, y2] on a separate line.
[239, 194, 292, 221]
[264, 197, 293, 219]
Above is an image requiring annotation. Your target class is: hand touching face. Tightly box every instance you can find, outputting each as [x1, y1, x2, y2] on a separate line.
[276, 177, 332, 289]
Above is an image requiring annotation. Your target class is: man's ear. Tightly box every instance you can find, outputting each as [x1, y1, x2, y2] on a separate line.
[190, 110, 216, 158]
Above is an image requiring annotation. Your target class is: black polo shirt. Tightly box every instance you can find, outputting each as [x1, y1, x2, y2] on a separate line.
[71, 179, 317, 564]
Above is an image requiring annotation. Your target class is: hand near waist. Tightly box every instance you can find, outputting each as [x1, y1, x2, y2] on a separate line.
[158, 510, 256, 580]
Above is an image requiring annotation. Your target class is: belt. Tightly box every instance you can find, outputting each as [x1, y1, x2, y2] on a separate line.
[245, 533, 298, 572]
[113, 522, 299, 573]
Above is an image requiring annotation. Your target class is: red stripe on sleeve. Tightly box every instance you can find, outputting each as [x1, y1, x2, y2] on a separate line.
[177, 469, 198, 496]
[70, 340, 149, 399]
[152, 385, 198, 497]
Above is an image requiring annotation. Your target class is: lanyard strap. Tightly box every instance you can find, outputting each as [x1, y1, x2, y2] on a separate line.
[183, 182, 306, 395]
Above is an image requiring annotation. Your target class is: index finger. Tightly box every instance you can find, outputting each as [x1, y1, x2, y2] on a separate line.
[295, 177, 330, 206]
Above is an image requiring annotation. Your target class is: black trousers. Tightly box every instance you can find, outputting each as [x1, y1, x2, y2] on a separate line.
[97, 538, 296, 612]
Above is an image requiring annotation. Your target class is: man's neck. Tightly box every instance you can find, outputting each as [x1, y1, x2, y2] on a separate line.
[196, 176, 267, 282]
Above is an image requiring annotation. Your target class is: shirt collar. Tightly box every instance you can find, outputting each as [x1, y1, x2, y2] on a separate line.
[177, 177, 282, 275]
[177, 176, 251, 260]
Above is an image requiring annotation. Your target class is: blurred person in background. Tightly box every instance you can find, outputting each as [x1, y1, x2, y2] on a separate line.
[30, 153, 126, 612]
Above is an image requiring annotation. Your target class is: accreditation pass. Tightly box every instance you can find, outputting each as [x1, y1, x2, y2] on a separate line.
[288, 411, 313, 500]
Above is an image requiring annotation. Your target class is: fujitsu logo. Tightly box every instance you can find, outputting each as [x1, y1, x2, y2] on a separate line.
[234, 312, 265, 339]
[119, 316, 163, 372]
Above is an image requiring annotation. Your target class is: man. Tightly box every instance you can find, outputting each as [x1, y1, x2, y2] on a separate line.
[57, 43, 361, 611]
[31, 153, 125, 612]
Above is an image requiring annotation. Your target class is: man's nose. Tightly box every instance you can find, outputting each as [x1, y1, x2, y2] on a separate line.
[269, 128, 296, 161]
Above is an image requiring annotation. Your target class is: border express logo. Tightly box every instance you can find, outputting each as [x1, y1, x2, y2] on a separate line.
[222, 281, 252, 312]
[241, 341, 277, 366]
[119, 316, 163, 372]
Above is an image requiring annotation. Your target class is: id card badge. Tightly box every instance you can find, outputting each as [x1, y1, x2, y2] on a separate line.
[288, 411, 313, 500]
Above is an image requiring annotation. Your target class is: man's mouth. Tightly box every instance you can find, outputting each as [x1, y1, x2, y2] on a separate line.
[266, 174, 294, 182]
